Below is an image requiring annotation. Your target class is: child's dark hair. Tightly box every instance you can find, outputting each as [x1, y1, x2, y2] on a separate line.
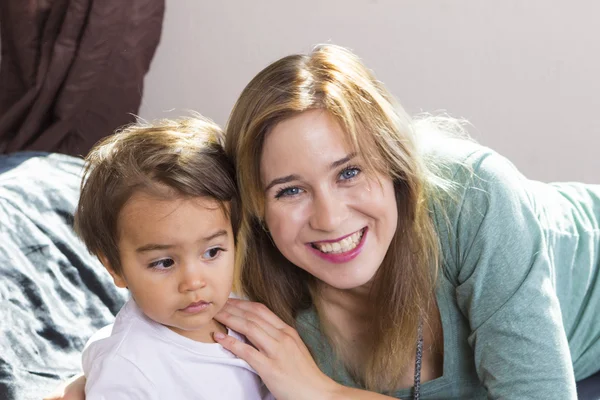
[75, 116, 239, 275]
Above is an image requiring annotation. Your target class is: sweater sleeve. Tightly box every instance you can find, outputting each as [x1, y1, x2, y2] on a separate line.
[449, 150, 576, 399]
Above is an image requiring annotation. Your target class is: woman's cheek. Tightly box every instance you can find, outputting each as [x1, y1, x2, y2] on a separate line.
[267, 202, 309, 244]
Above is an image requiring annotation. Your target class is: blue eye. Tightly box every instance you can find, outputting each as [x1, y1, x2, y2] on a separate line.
[202, 247, 224, 260]
[339, 167, 361, 181]
[149, 258, 175, 270]
[275, 186, 303, 199]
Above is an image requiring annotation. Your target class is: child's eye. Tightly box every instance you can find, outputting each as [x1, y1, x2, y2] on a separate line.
[339, 166, 361, 181]
[275, 186, 304, 199]
[149, 258, 175, 270]
[202, 247, 224, 260]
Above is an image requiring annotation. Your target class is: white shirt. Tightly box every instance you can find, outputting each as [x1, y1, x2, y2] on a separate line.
[82, 299, 274, 400]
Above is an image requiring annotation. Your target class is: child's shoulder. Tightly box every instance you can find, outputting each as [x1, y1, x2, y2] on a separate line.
[82, 299, 165, 371]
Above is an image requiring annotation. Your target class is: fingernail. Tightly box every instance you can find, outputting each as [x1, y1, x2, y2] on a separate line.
[214, 332, 226, 340]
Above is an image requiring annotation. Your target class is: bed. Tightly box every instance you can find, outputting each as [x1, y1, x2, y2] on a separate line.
[1, 151, 599, 400]
[0, 152, 126, 400]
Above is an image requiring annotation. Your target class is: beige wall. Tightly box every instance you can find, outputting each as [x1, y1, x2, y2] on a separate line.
[139, 1, 600, 183]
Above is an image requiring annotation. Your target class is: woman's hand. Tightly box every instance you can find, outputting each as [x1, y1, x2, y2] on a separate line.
[214, 298, 340, 400]
[43, 373, 86, 400]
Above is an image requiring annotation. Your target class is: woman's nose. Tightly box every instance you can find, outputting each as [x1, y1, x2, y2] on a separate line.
[309, 189, 347, 231]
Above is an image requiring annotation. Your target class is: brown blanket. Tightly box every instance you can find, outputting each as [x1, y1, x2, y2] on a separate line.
[0, 0, 165, 157]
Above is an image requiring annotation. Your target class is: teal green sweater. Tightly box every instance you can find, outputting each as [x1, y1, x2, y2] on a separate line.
[296, 141, 600, 399]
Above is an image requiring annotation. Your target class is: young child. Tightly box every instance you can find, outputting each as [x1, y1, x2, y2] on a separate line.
[74, 116, 273, 399]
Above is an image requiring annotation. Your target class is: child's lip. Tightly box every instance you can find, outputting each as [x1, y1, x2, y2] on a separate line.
[180, 300, 211, 312]
[188, 300, 209, 307]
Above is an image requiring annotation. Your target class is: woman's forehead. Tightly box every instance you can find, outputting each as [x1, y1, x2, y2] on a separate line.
[261, 110, 354, 161]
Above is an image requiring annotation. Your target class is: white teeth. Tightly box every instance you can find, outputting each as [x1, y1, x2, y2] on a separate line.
[314, 229, 364, 254]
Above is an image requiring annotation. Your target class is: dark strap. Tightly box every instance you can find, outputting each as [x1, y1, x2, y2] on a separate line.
[413, 320, 424, 400]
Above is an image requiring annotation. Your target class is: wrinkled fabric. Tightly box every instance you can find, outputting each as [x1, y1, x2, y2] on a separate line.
[0, 0, 165, 157]
[0, 152, 126, 400]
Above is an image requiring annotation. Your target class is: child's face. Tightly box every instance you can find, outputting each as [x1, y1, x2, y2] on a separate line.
[108, 191, 235, 342]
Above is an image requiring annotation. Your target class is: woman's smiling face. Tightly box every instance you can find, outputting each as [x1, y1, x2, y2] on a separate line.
[260, 109, 398, 290]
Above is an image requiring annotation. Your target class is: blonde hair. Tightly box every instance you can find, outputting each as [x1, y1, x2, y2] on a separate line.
[225, 45, 456, 391]
[75, 116, 239, 276]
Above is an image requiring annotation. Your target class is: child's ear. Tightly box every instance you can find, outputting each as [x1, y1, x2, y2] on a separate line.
[98, 254, 127, 289]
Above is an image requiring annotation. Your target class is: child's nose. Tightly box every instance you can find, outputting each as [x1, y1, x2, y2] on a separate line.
[178, 263, 207, 293]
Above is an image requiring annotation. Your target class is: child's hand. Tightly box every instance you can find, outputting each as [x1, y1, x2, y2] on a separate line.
[214, 298, 340, 400]
[43, 374, 86, 400]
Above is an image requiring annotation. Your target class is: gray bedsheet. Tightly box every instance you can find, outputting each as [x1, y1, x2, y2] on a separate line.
[0, 152, 126, 400]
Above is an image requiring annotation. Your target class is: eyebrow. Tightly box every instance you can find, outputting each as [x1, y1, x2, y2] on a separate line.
[203, 229, 228, 242]
[135, 229, 229, 253]
[330, 152, 357, 169]
[264, 153, 357, 192]
[135, 244, 174, 253]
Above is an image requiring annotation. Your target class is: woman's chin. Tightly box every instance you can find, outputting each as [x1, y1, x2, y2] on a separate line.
[317, 269, 378, 292]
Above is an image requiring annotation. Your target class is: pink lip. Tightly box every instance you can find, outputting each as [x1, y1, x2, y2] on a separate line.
[307, 227, 367, 264]
[311, 229, 362, 244]
[180, 301, 211, 314]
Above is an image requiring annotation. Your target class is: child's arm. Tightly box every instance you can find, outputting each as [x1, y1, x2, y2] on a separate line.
[43, 374, 86, 400]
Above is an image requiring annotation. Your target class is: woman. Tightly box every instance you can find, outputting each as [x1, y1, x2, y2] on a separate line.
[51, 45, 599, 399]
[213, 44, 600, 399]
